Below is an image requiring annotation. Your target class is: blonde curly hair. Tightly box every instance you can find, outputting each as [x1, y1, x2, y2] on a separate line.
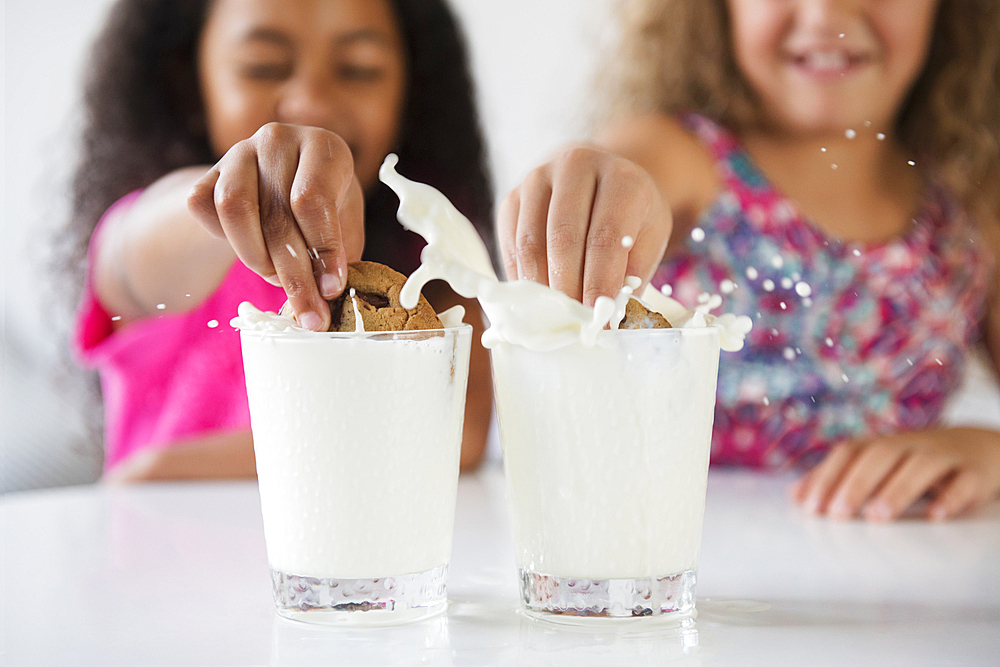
[597, 0, 1000, 231]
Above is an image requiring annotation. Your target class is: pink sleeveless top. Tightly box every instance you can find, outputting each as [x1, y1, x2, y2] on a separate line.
[652, 114, 993, 469]
[73, 191, 286, 471]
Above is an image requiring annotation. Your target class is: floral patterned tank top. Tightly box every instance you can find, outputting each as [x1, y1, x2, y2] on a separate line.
[652, 114, 993, 469]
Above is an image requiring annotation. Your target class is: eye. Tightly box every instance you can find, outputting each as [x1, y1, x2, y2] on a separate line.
[337, 64, 384, 82]
[241, 62, 293, 81]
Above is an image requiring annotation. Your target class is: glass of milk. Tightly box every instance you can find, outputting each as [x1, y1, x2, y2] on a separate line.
[491, 326, 720, 621]
[240, 323, 472, 625]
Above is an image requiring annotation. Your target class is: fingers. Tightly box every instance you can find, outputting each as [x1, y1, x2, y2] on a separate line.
[825, 441, 908, 519]
[928, 470, 983, 520]
[188, 168, 224, 238]
[497, 189, 520, 281]
[255, 127, 330, 331]
[546, 151, 598, 301]
[798, 442, 857, 515]
[514, 165, 553, 284]
[498, 148, 668, 307]
[289, 133, 355, 299]
[582, 159, 652, 306]
[205, 144, 280, 288]
[863, 451, 957, 522]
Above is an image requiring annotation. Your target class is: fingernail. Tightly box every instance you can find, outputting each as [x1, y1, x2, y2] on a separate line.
[864, 501, 892, 522]
[320, 273, 341, 298]
[299, 311, 323, 331]
[264, 274, 282, 287]
[828, 499, 852, 520]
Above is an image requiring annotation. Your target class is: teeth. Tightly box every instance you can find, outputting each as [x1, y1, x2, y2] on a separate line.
[804, 51, 849, 71]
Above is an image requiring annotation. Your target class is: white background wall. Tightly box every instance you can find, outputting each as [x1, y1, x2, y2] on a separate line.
[2, 0, 616, 491]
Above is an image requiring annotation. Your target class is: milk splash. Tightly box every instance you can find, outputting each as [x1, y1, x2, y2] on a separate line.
[379, 154, 751, 352]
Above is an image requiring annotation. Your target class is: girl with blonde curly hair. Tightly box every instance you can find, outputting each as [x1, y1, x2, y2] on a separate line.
[498, 0, 1000, 521]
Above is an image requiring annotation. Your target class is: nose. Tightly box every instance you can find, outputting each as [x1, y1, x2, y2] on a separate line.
[796, 0, 857, 38]
[277, 67, 348, 134]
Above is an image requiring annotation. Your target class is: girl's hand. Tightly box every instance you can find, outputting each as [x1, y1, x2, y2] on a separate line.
[791, 428, 1000, 521]
[497, 147, 671, 306]
[188, 123, 364, 331]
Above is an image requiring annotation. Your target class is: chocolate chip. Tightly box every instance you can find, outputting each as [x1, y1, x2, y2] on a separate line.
[357, 292, 390, 309]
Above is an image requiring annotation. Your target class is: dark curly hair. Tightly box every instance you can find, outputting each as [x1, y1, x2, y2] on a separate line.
[62, 0, 495, 298]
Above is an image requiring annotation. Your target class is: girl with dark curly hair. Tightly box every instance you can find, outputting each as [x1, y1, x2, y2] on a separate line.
[499, 0, 1000, 521]
[70, 0, 494, 480]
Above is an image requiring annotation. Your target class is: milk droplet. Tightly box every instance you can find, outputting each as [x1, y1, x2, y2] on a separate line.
[621, 235, 634, 248]
[839, 32, 845, 38]
[864, 120, 872, 127]
[771, 255, 784, 268]
[821, 147, 827, 153]
[935, 358, 943, 366]
[779, 301, 787, 310]
[831, 164, 839, 170]
[876, 133, 886, 140]
[762, 279, 775, 292]
[783, 347, 796, 360]
[853, 248, 861, 256]
[781, 277, 793, 289]
[690, 227, 706, 242]
[720, 279, 736, 294]
[746, 266, 759, 280]
[207, 319, 219, 328]
[763, 397, 771, 406]
[907, 160, 916, 166]
[803, 297, 813, 307]
[285, 243, 298, 258]
[697, 292, 711, 304]
[795, 281, 812, 297]
[907, 358, 913, 366]
[111, 315, 122, 321]
[825, 337, 834, 347]
[308, 247, 321, 260]
[841, 373, 850, 383]
[156, 303, 166, 310]
[845, 129, 856, 139]
[185, 294, 191, 298]
[660, 284, 673, 297]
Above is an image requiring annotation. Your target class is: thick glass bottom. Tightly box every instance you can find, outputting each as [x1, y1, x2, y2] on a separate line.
[519, 568, 696, 622]
[271, 564, 447, 626]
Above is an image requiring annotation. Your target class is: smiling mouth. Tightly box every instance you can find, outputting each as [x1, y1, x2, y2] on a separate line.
[789, 51, 870, 77]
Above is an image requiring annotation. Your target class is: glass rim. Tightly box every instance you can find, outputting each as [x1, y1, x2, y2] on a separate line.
[238, 322, 473, 340]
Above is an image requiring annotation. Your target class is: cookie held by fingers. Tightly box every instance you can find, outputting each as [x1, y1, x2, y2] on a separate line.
[619, 298, 672, 330]
[280, 261, 442, 332]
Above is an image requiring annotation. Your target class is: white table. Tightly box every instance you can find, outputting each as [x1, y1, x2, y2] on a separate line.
[3, 464, 998, 666]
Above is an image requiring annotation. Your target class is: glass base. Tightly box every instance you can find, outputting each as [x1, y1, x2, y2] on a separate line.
[271, 564, 447, 626]
[519, 568, 696, 621]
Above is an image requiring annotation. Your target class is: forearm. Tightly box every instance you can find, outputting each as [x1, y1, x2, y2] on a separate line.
[94, 166, 236, 325]
[103, 430, 257, 483]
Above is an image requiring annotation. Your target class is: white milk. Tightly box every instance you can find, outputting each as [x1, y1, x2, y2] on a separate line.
[492, 328, 720, 579]
[236, 307, 471, 580]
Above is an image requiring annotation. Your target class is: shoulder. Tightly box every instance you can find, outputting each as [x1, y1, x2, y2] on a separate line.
[596, 112, 719, 237]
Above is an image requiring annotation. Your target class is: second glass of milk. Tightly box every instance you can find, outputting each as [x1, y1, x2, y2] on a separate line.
[240, 324, 472, 625]
[491, 327, 720, 621]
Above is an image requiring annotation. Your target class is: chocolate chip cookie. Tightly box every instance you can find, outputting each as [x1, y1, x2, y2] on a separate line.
[280, 261, 442, 332]
[619, 298, 672, 330]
